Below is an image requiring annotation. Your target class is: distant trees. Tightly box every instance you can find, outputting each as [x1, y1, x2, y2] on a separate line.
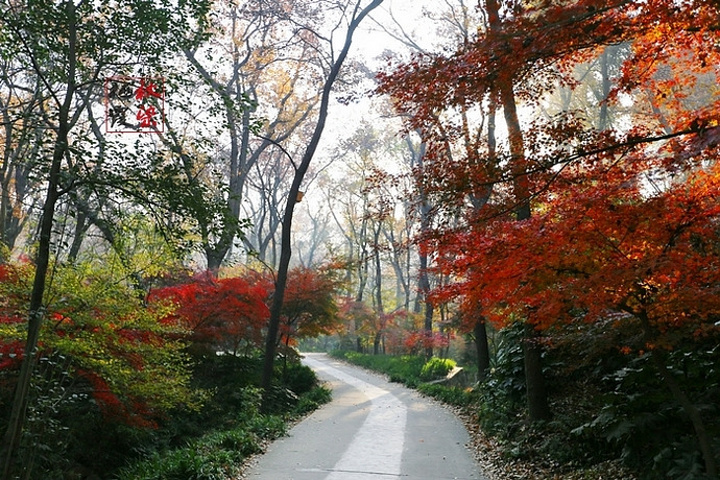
[173, 0, 326, 270]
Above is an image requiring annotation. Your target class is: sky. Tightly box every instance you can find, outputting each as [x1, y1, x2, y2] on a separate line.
[312, 0, 444, 172]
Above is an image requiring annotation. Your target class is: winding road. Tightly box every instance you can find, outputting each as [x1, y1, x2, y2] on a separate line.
[245, 353, 486, 480]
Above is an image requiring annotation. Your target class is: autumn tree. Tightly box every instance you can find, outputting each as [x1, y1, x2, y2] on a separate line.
[379, 0, 549, 415]
[0, 256, 200, 478]
[261, 0, 385, 403]
[380, 0, 720, 473]
[149, 272, 270, 357]
[278, 266, 343, 352]
[372, 1, 491, 364]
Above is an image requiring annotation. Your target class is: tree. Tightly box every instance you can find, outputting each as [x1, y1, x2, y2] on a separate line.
[278, 266, 342, 350]
[0, 256, 200, 478]
[379, 0, 551, 419]
[0, 62, 39, 255]
[261, 0, 385, 404]
[169, 0, 326, 271]
[149, 272, 270, 357]
[0, 1, 210, 475]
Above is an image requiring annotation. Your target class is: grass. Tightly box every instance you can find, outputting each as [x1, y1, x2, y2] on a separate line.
[330, 351, 426, 386]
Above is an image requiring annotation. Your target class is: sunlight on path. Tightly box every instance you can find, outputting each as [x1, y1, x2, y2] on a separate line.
[302, 356, 408, 479]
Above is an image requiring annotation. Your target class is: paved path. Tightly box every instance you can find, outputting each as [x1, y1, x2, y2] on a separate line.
[245, 353, 485, 480]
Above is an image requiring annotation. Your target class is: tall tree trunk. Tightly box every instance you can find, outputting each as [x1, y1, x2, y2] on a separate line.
[406, 134, 433, 356]
[417, 191, 434, 358]
[598, 47, 610, 131]
[418, 244, 434, 358]
[373, 331, 382, 355]
[468, 95, 496, 382]
[2, 5, 76, 475]
[373, 223, 384, 355]
[261, 0, 385, 407]
[355, 236, 368, 352]
[485, 0, 550, 422]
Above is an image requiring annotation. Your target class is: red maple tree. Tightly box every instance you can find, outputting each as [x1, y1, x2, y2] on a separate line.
[378, 0, 720, 474]
[149, 271, 270, 356]
[278, 266, 343, 348]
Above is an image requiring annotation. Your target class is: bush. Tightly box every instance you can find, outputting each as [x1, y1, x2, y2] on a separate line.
[115, 441, 245, 480]
[280, 361, 318, 395]
[418, 383, 477, 407]
[115, 411, 287, 480]
[330, 351, 425, 386]
[420, 357, 456, 381]
[294, 385, 332, 416]
[108, 351, 331, 479]
[475, 324, 526, 437]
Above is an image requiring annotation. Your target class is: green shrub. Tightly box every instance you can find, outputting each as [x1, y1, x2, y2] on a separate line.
[115, 413, 287, 480]
[331, 351, 425, 386]
[281, 362, 318, 395]
[242, 414, 287, 440]
[293, 385, 332, 415]
[112, 351, 330, 479]
[115, 445, 243, 480]
[474, 324, 526, 437]
[417, 383, 477, 406]
[572, 348, 720, 479]
[420, 357, 456, 381]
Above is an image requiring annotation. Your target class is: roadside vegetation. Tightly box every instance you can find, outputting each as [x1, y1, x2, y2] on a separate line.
[0, 254, 334, 479]
[114, 356, 330, 480]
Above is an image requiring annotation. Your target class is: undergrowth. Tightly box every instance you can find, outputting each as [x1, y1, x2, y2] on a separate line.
[112, 354, 331, 480]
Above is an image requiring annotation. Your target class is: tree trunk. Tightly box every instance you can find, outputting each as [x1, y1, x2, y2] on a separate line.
[373, 223, 384, 355]
[2, 6, 76, 476]
[67, 207, 88, 263]
[206, 248, 225, 272]
[598, 47, 610, 131]
[418, 199, 433, 358]
[469, 94, 495, 383]
[522, 323, 551, 421]
[474, 318, 491, 382]
[486, 0, 549, 421]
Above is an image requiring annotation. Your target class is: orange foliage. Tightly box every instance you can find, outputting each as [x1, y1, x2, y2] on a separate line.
[278, 266, 343, 346]
[378, 0, 720, 350]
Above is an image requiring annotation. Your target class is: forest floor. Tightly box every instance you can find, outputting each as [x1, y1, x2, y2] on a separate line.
[455, 406, 637, 480]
